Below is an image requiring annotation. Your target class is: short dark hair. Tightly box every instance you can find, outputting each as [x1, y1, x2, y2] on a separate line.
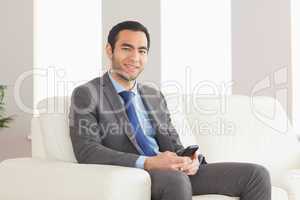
[107, 20, 150, 52]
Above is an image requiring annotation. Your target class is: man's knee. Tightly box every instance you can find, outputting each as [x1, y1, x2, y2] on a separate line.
[149, 170, 192, 200]
[240, 163, 271, 200]
[250, 164, 270, 181]
[253, 164, 271, 186]
[166, 170, 191, 188]
[245, 163, 271, 189]
[163, 171, 192, 199]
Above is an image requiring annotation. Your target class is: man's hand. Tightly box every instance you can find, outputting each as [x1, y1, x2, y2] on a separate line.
[144, 151, 200, 176]
[144, 151, 186, 171]
[179, 152, 200, 176]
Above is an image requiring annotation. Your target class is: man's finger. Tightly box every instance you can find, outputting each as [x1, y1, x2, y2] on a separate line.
[191, 152, 198, 160]
[180, 160, 195, 171]
[185, 164, 199, 175]
[171, 163, 186, 171]
[171, 158, 184, 165]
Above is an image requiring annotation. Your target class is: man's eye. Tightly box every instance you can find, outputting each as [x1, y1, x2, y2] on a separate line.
[122, 47, 130, 51]
[140, 50, 147, 55]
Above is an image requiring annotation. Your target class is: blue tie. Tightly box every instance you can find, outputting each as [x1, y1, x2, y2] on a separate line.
[119, 91, 157, 156]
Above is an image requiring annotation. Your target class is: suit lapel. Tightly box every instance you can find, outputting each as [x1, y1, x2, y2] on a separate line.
[138, 84, 175, 152]
[101, 73, 144, 154]
[137, 84, 162, 134]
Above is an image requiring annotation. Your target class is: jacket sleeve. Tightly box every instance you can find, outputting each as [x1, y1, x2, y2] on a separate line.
[69, 85, 140, 168]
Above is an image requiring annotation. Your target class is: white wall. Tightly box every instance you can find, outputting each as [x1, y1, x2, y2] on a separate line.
[0, 0, 33, 161]
[232, 0, 291, 119]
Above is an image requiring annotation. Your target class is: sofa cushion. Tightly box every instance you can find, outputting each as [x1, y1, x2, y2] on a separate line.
[192, 194, 238, 200]
[271, 186, 289, 200]
[192, 186, 288, 200]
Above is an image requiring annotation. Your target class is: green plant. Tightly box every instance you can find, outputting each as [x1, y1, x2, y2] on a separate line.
[0, 85, 13, 128]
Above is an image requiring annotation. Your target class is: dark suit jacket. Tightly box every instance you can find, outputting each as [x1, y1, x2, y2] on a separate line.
[69, 72, 206, 168]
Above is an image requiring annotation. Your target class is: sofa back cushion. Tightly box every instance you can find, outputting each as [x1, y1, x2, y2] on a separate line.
[185, 95, 300, 186]
[32, 97, 77, 162]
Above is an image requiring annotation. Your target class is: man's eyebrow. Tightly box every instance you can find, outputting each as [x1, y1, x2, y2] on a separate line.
[121, 43, 148, 51]
[121, 43, 134, 48]
[138, 46, 148, 51]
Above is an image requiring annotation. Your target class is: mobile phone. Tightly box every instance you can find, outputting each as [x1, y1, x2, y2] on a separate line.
[176, 145, 199, 157]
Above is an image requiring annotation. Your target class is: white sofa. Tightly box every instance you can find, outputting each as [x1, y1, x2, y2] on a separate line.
[0, 95, 300, 200]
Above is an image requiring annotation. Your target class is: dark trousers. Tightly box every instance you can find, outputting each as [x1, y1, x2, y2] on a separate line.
[148, 162, 271, 200]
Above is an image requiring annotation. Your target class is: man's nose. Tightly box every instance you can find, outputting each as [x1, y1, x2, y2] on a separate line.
[129, 50, 140, 62]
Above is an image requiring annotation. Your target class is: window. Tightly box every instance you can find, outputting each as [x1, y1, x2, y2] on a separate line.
[291, 0, 300, 131]
[161, 0, 232, 95]
[33, 0, 102, 111]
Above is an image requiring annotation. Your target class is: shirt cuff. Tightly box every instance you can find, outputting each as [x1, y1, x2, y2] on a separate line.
[135, 156, 149, 169]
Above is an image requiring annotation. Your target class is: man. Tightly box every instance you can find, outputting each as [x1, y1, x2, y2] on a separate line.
[69, 21, 271, 200]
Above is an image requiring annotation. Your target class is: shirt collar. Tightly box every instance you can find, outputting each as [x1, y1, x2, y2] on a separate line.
[108, 71, 138, 95]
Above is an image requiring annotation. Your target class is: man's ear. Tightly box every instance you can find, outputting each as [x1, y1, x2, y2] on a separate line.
[106, 43, 113, 60]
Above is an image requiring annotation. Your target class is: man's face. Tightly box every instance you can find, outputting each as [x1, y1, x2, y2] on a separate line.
[106, 30, 148, 81]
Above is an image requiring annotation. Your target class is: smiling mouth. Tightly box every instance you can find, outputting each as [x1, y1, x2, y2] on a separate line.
[124, 64, 139, 73]
[124, 64, 139, 68]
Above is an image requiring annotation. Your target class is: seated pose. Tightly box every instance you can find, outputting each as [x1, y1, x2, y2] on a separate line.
[69, 20, 271, 200]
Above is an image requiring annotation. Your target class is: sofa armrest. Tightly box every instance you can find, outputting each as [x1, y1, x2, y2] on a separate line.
[283, 169, 300, 200]
[0, 158, 151, 200]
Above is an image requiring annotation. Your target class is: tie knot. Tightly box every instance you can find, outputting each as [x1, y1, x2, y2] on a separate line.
[119, 90, 135, 103]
